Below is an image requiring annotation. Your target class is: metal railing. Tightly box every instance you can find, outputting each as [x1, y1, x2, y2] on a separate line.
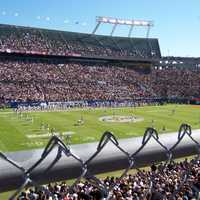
[1, 124, 200, 199]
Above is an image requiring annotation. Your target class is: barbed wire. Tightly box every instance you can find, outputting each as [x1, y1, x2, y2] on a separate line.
[0, 123, 200, 199]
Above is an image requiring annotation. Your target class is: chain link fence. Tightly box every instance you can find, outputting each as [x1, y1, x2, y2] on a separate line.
[1, 123, 200, 199]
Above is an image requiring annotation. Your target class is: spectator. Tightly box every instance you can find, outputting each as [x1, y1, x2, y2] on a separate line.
[16, 158, 200, 200]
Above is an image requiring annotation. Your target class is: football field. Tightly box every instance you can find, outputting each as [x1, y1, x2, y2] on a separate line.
[0, 104, 200, 152]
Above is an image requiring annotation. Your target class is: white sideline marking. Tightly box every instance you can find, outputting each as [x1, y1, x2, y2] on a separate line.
[26, 131, 75, 139]
[146, 110, 168, 113]
[0, 106, 151, 114]
[99, 115, 144, 123]
[0, 112, 13, 114]
[21, 141, 45, 147]
[82, 136, 95, 142]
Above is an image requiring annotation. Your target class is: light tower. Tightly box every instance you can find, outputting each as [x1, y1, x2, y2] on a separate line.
[92, 16, 154, 38]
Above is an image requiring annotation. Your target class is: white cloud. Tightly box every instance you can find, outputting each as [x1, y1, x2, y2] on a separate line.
[36, 16, 41, 20]
[83, 22, 87, 26]
[14, 12, 19, 17]
[2, 11, 6, 16]
[64, 19, 69, 24]
[81, 22, 87, 26]
[45, 16, 50, 21]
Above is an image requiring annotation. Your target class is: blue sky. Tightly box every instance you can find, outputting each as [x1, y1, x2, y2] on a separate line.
[0, 0, 199, 57]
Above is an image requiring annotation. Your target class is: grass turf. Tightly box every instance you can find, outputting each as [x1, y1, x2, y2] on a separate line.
[0, 104, 200, 152]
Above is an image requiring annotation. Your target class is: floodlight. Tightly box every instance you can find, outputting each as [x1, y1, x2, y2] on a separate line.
[109, 19, 117, 23]
[141, 21, 149, 26]
[117, 19, 125, 24]
[93, 16, 154, 37]
[125, 20, 132, 25]
[133, 20, 141, 25]
[102, 17, 107, 22]
[96, 16, 153, 27]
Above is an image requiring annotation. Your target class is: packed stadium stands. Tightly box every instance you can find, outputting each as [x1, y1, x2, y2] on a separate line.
[0, 58, 200, 105]
[150, 67, 200, 98]
[0, 24, 161, 59]
[16, 158, 200, 200]
[0, 24, 162, 107]
[0, 24, 199, 107]
[0, 58, 154, 103]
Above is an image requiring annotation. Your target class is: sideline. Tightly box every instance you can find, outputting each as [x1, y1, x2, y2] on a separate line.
[0, 104, 188, 114]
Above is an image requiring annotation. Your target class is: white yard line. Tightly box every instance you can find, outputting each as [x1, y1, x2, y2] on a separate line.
[0, 112, 14, 114]
[0, 106, 151, 114]
[26, 131, 75, 139]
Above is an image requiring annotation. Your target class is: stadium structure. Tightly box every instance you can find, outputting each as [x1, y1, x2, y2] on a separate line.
[0, 17, 200, 199]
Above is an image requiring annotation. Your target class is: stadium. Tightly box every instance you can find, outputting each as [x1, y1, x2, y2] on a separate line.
[1, 1, 200, 200]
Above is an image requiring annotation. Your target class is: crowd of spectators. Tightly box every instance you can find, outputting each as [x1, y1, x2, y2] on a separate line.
[150, 67, 200, 98]
[0, 25, 199, 104]
[0, 58, 153, 103]
[0, 24, 160, 59]
[17, 158, 200, 200]
[0, 58, 200, 104]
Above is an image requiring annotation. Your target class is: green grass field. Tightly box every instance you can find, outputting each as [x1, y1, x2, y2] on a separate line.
[0, 104, 200, 152]
[1, 104, 200, 199]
